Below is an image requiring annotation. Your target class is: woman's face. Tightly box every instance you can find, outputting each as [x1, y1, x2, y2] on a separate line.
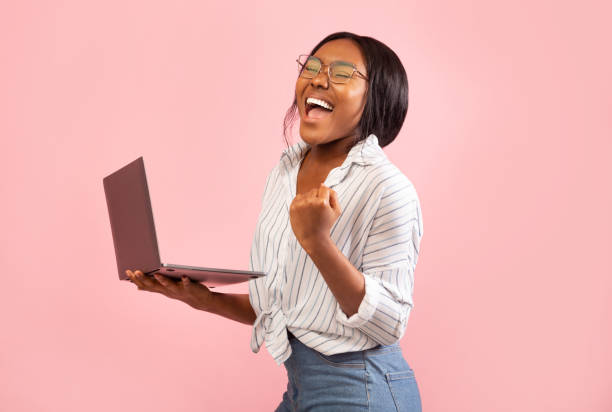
[295, 38, 368, 149]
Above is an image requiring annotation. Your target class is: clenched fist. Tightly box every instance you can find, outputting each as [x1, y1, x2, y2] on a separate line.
[289, 183, 342, 252]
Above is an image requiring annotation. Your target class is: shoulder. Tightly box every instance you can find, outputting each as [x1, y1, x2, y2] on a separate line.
[259, 163, 280, 198]
[362, 159, 419, 203]
[364, 160, 423, 234]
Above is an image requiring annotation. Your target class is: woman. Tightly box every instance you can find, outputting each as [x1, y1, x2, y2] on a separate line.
[126, 31, 424, 412]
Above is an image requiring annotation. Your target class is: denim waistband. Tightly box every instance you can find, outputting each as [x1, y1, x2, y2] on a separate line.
[287, 330, 400, 355]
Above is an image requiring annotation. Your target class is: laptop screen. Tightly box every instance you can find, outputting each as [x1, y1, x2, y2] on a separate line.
[103, 157, 161, 279]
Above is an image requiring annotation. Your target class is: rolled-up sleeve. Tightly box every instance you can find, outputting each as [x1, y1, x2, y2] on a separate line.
[335, 181, 423, 345]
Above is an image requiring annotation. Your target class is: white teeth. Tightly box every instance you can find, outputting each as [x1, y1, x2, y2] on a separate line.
[306, 97, 334, 111]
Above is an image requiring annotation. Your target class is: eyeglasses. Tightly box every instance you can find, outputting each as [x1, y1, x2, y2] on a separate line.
[296, 54, 368, 84]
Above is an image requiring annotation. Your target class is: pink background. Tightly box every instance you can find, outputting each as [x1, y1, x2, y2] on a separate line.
[1, 1, 610, 411]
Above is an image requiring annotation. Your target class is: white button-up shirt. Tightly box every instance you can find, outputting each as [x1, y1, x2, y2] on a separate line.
[248, 134, 424, 366]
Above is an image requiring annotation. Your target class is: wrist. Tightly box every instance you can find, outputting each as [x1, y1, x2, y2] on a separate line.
[301, 235, 335, 258]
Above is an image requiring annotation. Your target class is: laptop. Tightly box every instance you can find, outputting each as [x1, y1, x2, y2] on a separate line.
[103, 156, 266, 288]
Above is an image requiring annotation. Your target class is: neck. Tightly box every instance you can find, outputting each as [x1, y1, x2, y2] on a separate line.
[305, 135, 356, 168]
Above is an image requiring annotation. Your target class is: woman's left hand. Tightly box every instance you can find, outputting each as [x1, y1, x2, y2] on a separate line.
[289, 183, 342, 252]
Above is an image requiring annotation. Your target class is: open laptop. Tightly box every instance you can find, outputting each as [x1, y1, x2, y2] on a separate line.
[103, 156, 266, 288]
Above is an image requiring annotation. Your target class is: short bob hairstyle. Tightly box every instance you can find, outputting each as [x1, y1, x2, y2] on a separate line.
[283, 31, 409, 150]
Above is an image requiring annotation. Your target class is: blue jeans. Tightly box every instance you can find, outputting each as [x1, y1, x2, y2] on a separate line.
[275, 331, 422, 412]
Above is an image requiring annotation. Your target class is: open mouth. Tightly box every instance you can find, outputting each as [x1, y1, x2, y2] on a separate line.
[305, 97, 334, 119]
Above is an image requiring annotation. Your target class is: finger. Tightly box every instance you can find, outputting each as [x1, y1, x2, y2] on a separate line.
[126, 269, 146, 289]
[153, 273, 173, 285]
[126, 269, 139, 282]
[317, 183, 331, 206]
[153, 273, 166, 285]
[330, 190, 341, 213]
[181, 275, 192, 287]
[154, 273, 181, 293]
[181, 275, 197, 293]
[134, 270, 152, 288]
[135, 270, 163, 291]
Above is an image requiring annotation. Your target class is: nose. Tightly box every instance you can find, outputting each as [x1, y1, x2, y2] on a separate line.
[310, 67, 329, 88]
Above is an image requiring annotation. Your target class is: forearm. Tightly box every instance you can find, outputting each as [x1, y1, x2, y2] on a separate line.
[201, 292, 256, 325]
[306, 238, 412, 345]
[304, 237, 366, 318]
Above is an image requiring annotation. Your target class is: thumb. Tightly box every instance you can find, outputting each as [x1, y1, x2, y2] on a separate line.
[329, 190, 341, 214]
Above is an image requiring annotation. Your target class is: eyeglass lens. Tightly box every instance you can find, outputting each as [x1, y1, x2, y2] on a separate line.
[299, 56, 354, 83]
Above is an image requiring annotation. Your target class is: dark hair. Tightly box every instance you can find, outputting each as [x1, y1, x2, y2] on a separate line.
[283, 31, 409, 150]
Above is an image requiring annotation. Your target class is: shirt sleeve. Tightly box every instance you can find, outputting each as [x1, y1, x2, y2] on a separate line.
[335, 179, 423, 345]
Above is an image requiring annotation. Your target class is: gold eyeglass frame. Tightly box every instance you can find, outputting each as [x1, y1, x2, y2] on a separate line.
[296, 54, 369, 84]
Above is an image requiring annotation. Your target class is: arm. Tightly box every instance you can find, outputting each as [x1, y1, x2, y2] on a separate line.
[304, 238, 366, 318]
[305, 182, 423, 345]
[201, 292, 256, 325]
[305, 238, 415, 346]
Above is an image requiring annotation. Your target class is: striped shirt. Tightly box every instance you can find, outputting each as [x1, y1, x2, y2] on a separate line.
[248, 133, 423, 366]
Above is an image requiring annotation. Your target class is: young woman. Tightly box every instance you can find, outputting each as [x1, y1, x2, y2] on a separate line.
[126, 31, 424, 412]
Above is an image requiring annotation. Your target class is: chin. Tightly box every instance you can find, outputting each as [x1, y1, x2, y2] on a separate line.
[298, 126, 325, 145]
[299, 116, 329, 136]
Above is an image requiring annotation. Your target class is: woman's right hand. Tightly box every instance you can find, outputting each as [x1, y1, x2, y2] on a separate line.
[125, 269, 214, 311]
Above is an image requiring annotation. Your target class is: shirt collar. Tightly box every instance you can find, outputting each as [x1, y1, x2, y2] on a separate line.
[280, 133, 386, 168]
